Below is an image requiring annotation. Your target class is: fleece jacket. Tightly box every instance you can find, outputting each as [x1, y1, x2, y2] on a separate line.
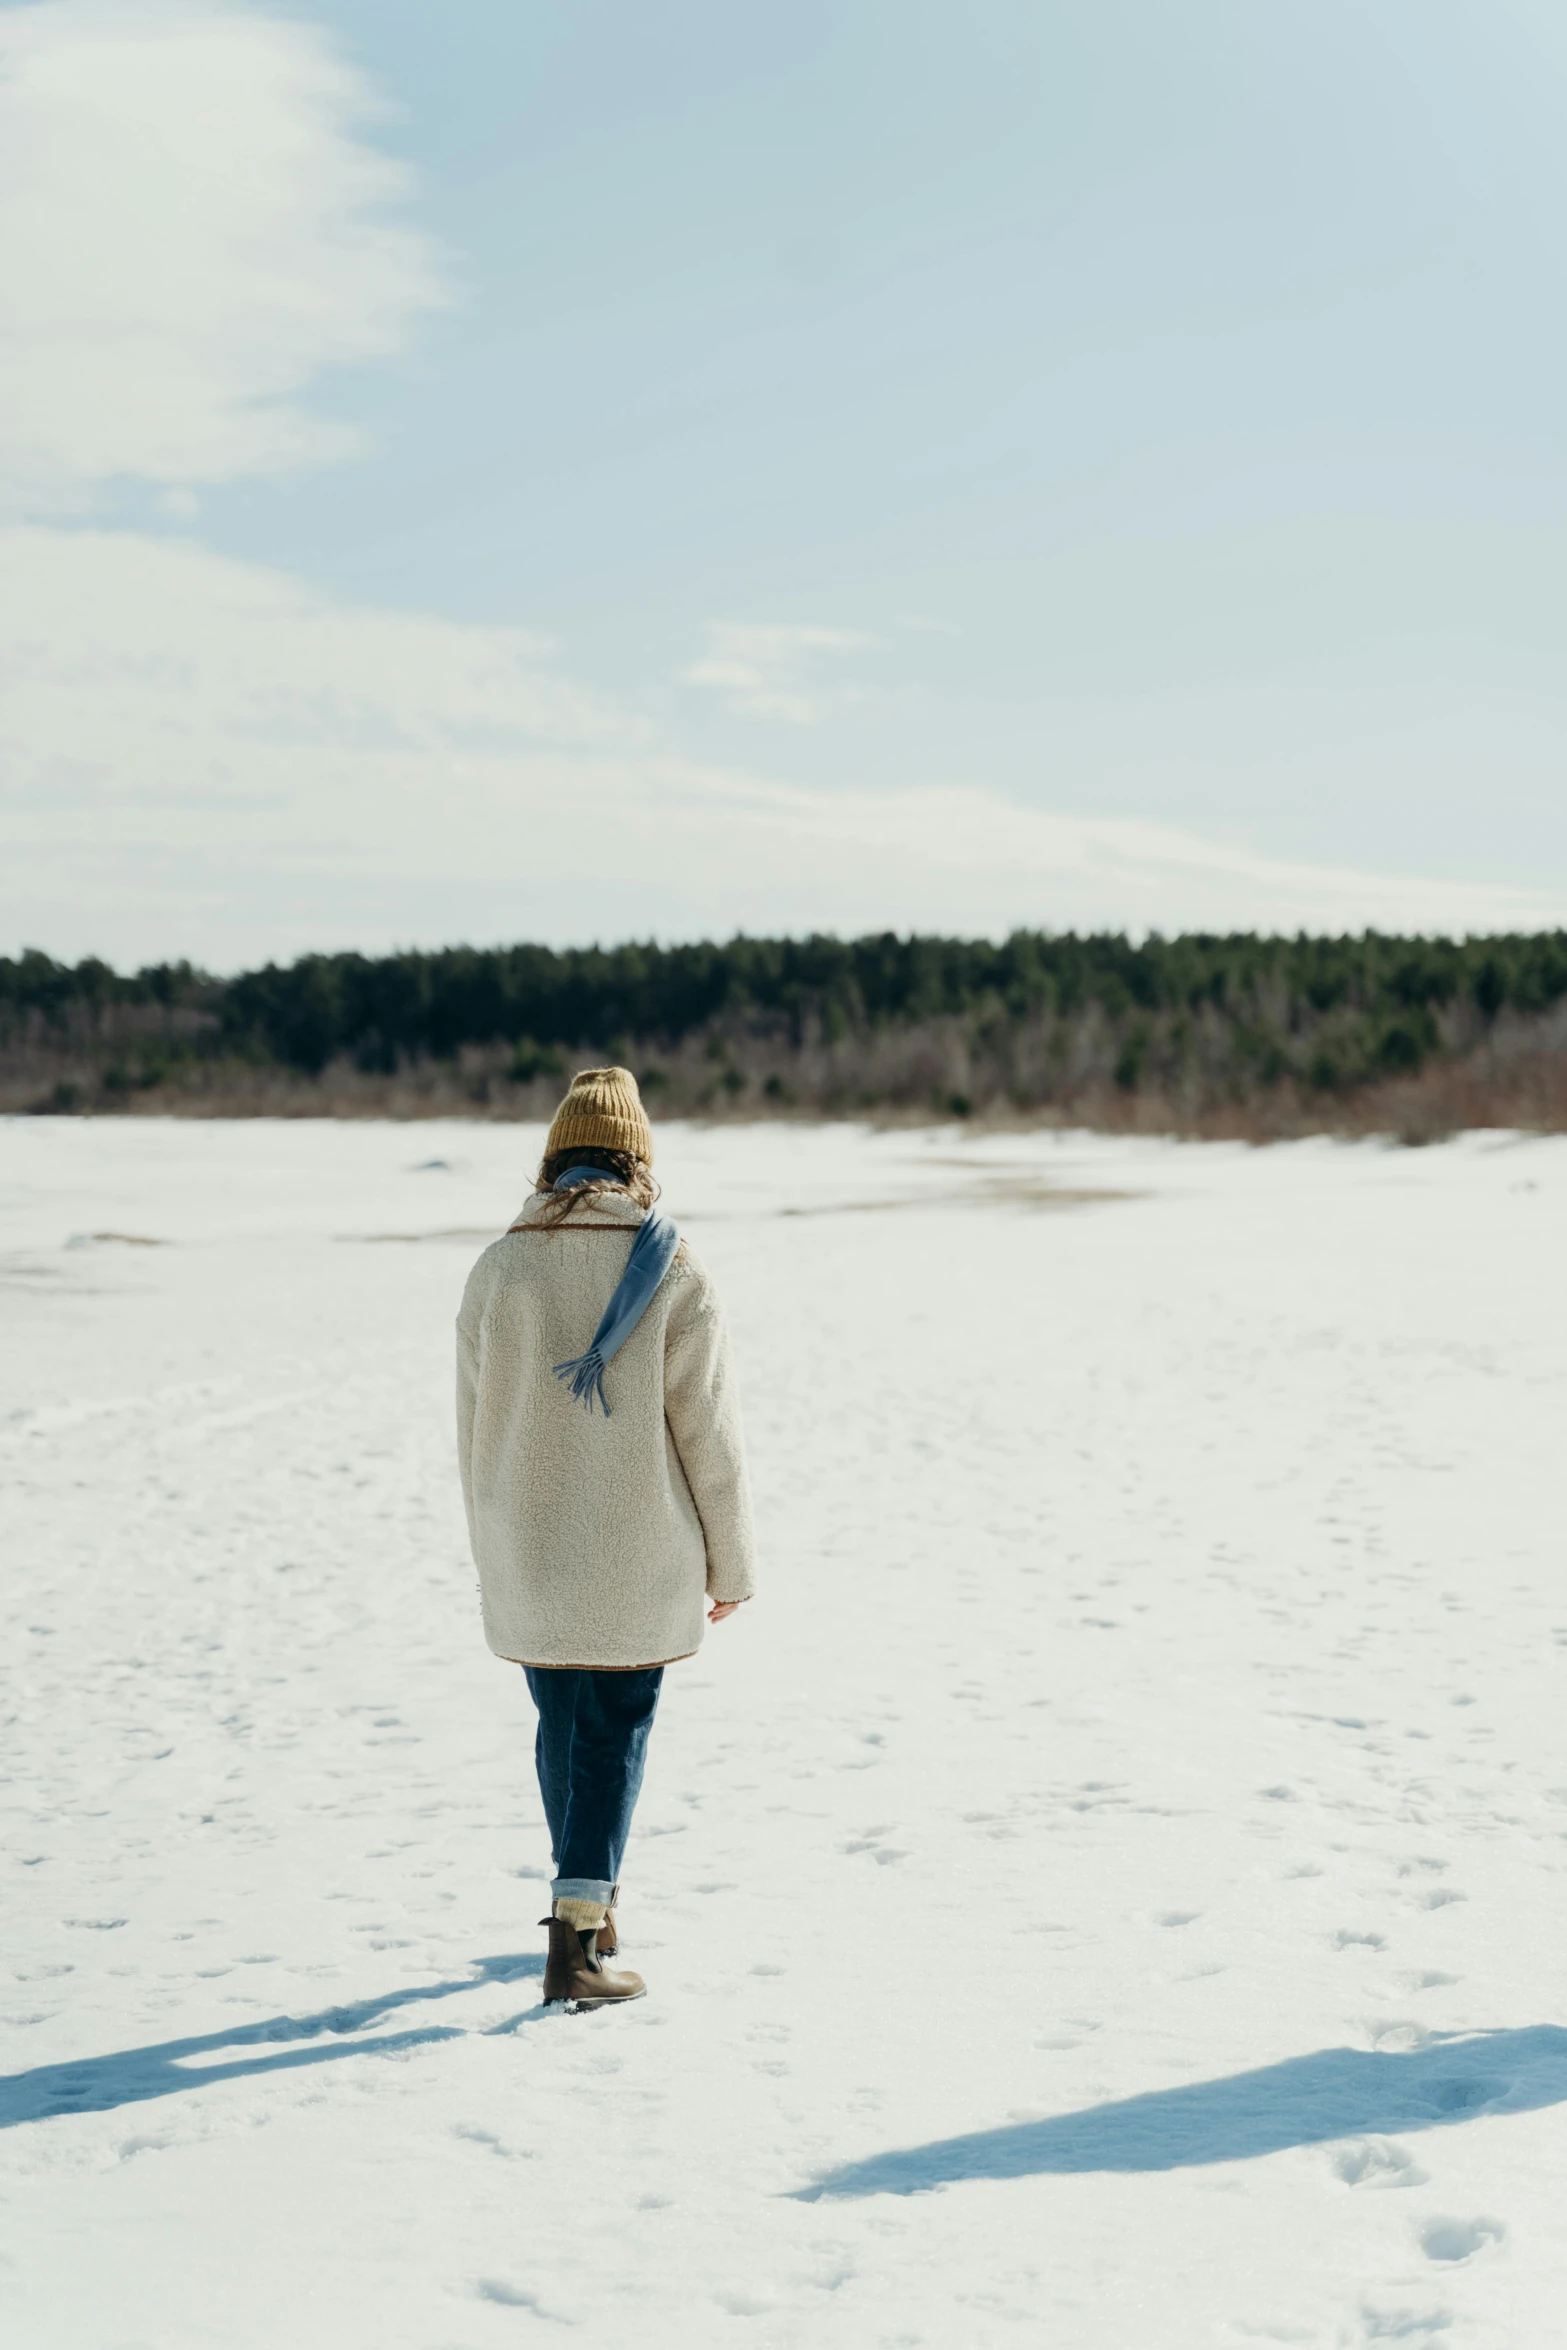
[455, 1187, 758, 1668]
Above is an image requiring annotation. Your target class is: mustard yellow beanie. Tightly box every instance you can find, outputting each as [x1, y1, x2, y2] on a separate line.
[544, 1066, 654, 1167]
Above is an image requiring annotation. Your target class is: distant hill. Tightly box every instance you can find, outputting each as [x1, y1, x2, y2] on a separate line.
[5, 929, 1567, 1139]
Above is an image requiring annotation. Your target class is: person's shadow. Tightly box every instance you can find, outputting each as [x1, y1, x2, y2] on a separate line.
[0, 1953, 544, 2129]
[796, 2027, 1567, 2198]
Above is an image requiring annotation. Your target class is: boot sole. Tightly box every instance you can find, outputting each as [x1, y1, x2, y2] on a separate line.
[547, 1989, 647, 2013]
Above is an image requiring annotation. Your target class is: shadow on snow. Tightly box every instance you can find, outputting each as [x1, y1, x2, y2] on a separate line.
[796, 2027, 1567, 2198]
[0, 1953, 545, 2127]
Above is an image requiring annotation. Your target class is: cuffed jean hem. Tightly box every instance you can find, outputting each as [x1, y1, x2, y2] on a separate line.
[551, 1875, 616, 1907]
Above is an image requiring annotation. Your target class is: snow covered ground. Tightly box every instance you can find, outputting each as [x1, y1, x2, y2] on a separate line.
[2, 1113, 1565, 2349]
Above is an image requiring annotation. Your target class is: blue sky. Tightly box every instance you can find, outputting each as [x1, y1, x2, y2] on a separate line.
[5, 0, 1567, 964]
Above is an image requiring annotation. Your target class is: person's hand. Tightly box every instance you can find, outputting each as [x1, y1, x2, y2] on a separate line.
[708, 1599, 744, 1624]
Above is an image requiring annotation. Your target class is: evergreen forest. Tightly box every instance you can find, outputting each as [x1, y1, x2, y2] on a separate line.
[5, 928, 1567, 1137]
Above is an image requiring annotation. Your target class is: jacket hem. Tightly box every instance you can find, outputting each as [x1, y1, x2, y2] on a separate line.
[498, 1647, 700, 1671]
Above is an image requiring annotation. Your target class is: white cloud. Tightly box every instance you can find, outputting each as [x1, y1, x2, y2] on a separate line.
[0, 0, 443, 510]
[683, 623, 874, 723]
[5, 526, 1565, 970]
[1, 17, 1559, 969]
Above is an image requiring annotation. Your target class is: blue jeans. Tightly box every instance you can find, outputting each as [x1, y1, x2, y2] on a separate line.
[524, 1665, 664, 1907]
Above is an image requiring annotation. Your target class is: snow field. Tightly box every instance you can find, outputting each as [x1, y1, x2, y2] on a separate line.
[2, 1116, 1566, 2347]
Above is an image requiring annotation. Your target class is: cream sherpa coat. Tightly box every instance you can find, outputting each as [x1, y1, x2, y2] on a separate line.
[455, 1188, 757, 1668]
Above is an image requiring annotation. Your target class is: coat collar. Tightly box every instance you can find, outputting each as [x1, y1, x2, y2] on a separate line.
[510, 1186, 647, 1230]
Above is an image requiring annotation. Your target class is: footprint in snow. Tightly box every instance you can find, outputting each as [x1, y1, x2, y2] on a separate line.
[475, 2281, 556, 2313]
[1419, 2215, 1504, 2264]
[1359, 2302, 1453, 2342]
[842, 1829, 908, 1865]
[1332, 2138, 1429, 2190]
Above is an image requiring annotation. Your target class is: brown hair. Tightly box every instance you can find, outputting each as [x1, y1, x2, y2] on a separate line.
[534, 1144, 659, 1224]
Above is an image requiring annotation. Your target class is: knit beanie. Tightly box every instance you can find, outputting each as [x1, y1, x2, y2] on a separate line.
[544, 1066, 654, 1167]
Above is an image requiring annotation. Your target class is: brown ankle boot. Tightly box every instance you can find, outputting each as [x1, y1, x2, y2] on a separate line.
[539, 1915, 645, 2010]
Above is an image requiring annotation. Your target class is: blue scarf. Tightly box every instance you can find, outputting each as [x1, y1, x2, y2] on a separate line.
[549, 1166, 680, 1418]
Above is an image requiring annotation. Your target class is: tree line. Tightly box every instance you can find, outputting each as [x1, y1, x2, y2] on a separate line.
[4, 929, 1567, 1131]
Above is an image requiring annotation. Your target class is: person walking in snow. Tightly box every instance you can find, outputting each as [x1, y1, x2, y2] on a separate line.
[455, 1067, 757, 2010]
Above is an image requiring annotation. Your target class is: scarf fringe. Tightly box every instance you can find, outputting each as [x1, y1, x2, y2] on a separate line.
[553, 1350, 611, 1416]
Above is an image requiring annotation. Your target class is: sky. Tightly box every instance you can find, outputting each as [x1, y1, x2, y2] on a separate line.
[5, 0, 1567, 970]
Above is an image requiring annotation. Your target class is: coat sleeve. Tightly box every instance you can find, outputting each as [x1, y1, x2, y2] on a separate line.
[662, 1251, 758, 1603]
[455, 1266, 483, 1560]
